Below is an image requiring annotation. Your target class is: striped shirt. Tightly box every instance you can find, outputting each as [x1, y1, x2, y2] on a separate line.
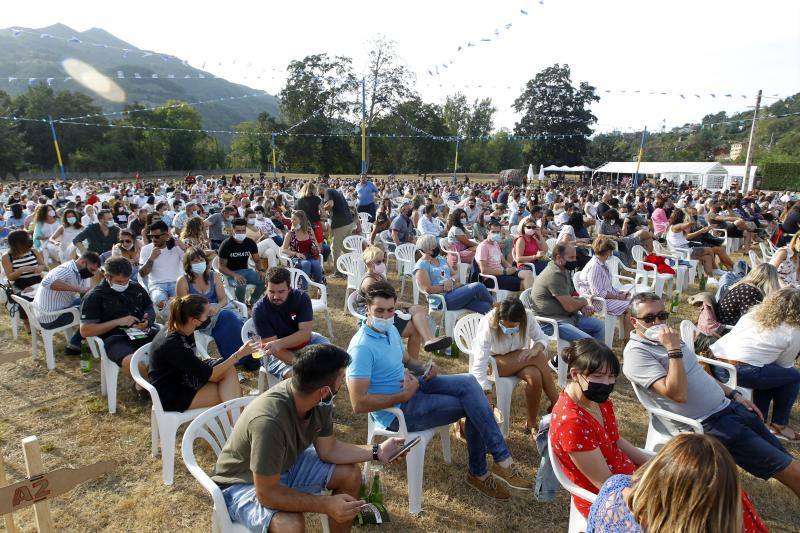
[10, 250, 40, 283]
[34, 260, 85, 317]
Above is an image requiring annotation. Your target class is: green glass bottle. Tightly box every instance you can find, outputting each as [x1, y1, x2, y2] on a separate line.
[450, 340, 460, 359]
[370, 471, 384, 506]
[699, 273, 707, 291]
[670, 292, 680, 313]
[80, 348, 93, 373]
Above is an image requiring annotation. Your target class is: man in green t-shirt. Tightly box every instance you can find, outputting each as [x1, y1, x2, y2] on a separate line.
[213, 344, 406, 532]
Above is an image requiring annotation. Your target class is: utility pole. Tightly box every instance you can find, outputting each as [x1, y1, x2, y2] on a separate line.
[742, 89, 761, 193]
[361, 79, 367, 176]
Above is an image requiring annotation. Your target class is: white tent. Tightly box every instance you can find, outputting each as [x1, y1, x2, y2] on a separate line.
[538, 164, 545, 181]
[527, 163, 534, 181]
[594, 161, 730, 190]
[543, 165, 591, 172]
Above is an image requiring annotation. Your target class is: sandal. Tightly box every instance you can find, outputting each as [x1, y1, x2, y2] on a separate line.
[769, 424, 800, 443]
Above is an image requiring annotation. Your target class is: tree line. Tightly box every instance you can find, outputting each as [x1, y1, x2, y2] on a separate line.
[0, 36, 796, 178]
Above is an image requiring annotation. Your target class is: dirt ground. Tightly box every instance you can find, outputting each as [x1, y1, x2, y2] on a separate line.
[0, 256, 798, 532]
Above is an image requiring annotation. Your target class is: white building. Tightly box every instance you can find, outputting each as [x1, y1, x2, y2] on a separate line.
[593, 162, 733, 191]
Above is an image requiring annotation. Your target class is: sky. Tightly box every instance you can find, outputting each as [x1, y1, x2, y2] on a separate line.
[4, 0, 800, 134]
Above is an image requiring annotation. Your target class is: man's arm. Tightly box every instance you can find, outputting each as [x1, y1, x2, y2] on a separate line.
[553, 294, 590, 314]
[647, 339, 688, 403]
[254, 472, 362, 523]
[48, 280, 89, 295]
[80, 315, 136, 338]
[347, 375, 416, 414]
[264, 321, 313, 354]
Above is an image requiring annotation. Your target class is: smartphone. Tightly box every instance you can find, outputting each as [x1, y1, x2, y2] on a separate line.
[388, 436, 422, 462]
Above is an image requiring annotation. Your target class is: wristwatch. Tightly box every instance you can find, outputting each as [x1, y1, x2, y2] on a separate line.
[372, 444, 379, 461]
[727, 389, 741, 401]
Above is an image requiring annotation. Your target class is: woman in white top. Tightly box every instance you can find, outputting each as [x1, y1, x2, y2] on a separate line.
[665, 208, 719, 279]
[710, 287, 800, 442]
[770, 232, 800, 288]
[31, 204, 61, 267]
[81, 204, 98, 227]
[473, 298, 557, 438]
[49, 208, 83, 262]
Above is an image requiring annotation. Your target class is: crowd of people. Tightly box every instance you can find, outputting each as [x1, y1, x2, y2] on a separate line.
[1, 172, 799, 532]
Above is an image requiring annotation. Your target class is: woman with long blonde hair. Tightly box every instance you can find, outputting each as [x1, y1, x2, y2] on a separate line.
[711, 287, 800, 441]
[770, 232, 800, 288]
[717, 263, 781, 325]
[588, 433, 765, 532]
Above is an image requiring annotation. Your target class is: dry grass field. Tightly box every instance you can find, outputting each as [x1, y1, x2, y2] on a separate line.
[0, 254, 798, 532]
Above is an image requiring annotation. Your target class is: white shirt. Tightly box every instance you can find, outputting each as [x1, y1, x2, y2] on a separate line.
[139, 243, 184, 285]
[417, 216, 442, 236]
[34, 260, 87, 317]
[471, 310, 550, 390]
[710, 313, 800, 368]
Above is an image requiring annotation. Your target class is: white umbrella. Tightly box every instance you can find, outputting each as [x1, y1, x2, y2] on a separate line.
[527, 163, 534, 181]
[538, 164, 545, 181]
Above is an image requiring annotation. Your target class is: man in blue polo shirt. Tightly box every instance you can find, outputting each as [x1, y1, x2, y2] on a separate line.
[346, 280, 532, 501]
[356, 175, 379, 222]
[252, 267, 329, 381]
[389, 203, 415, 247]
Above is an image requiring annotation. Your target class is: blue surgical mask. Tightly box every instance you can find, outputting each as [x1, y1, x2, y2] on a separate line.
[66, 217, 77, 225]
[191, 262, 207, 274]
[499, 323, 519, 336]
[489, 233, 503, 243]
[105, 220, 115, 228]
[370, 316, 394, 333]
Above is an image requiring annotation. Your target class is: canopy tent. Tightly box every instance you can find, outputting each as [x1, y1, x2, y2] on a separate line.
[593, 161, 731, 191]
[542, 165, 592, 172]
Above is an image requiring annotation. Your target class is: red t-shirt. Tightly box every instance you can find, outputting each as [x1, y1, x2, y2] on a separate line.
[550, 390, 635, 517]
[86, 194, 100, 205]
[514, 235, 540, 258]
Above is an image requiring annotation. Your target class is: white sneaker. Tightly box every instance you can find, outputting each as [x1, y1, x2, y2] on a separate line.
[706, 276, 719, 285]
[493, 407, 505, 425]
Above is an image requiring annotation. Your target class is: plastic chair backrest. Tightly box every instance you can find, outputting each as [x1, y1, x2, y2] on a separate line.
[679, 320, 698, 346]
[129, 343, 165, 413]
[11, 295, 41, 328]
[547, 424, 597, 503]
[344, 234, 367, 252]
[453, 313, 482, 355]
[336, 252, 364, 277]
[631, 244, 646, 263]
[346, 290, 367, 321]
[241, 318, 256, 343]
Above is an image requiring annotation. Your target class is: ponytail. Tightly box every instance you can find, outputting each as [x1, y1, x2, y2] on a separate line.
[166, 294, 208, 332]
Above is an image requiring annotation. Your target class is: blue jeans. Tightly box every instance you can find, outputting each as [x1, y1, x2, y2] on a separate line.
[222, 447, 335, 532]
[297, 259, 324, 283]
[736, 363, 800, 426]
[38, 299, 82, 349]
[539, 315, 605, 343]
[206, 308, 245, 361]
[148, 281, 177, 315]
[264, 332, 329, 379]
[443, 282, 494, 314]
[227, 268, 266, 303]
[271, 235, 284, 247]
[393, 374, 510, 477]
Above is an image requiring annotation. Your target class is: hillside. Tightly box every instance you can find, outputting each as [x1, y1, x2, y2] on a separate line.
[0, 24, 281, 135]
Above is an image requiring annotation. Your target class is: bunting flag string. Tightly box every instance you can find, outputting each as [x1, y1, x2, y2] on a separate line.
[421, 1, 545, 78]
[0, 73, 778, 102]
[4, 110, 798, 141]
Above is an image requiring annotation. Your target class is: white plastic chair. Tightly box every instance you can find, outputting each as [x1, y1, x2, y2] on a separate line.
[438, 237, 470, 285]
[631, 381, 704, 452]
[605, 256, 652, 295]
[455, 313, 519, 437]
[547, 422, 596, 533]
[535, 316, 571, 388]
[0, 272, 19, 339]
[411, 274, 469, 337]
[357, 212, 372, 226]
[11, 295, 80, 370]
[377, 230, 398, 270]
[181, 396, 332, 533]
[194, 301, 248, 359]
[343, 234, 367, 253]
[211, 256, 256, 305]
[345, 289, 367, 322]
[241, 318, 278, 393]
[748, 250, 762, 269]
[651, 241, 696, 290]
[679, 320, 752, 400]
[571, 272, 624, 347]
[86, 336, 122, 414]
[630, 245, 672, 297]
[367, 407, 451, 514]
[288, 268, 334, 340]
[130, 343, 208, 485]
[394, 243, 417, 298]
[336, 252, 366, 310]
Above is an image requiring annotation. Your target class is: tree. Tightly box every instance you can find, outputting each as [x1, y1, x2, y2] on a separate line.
[228, 113, 285, 171]
[586, 132, 635, 167]
[362, 36, 416, 171]
[0, 91, 30, 178]
[279, 54, 357, 174]
[513, 64, 598, 167]
[13, 84, 107, 170]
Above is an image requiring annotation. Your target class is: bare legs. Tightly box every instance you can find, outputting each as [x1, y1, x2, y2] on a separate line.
[495, 351, 559, 429]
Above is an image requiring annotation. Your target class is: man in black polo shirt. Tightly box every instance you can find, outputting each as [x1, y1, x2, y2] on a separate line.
[324, 187, 355, 274]
[252, 267, 329, 382]
[218, 218, 266, 305]
[80, 256, 158, 378]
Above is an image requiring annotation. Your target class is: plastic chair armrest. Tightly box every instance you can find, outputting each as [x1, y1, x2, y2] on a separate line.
[648, 407, 704, 434]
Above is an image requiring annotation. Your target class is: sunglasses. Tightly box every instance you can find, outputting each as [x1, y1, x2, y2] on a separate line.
[635, 311, 670, 324]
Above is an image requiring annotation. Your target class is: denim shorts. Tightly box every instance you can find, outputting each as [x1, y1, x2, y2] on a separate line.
[701, 402, 791, 479]
[221, 447, 335, 532]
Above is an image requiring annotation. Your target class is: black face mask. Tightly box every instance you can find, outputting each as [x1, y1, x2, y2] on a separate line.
[78, 267, 94, 279]
[580, 377, 615, 404]
[197, 316, 212, 330]
[431, 246, 441, 258]
[564, 260, 579, 271]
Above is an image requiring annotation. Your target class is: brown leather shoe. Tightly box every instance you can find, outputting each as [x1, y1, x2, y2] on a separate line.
[466, 472, 510, 500]
[491, 462, 534, 491]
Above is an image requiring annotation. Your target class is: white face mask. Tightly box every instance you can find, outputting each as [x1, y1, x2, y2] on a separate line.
[643, 323, 669, 342]
[256, 213, 264, 220]
[191, 262, 207, 274]
[370, 316, 394, 333]
[247, 218, 256, 225]
[109, 280, 129, 292]
[233, 233, 246, 242]
[524, 228, 535, 236]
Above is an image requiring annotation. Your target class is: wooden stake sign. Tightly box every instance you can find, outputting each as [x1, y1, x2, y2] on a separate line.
[0, 351, 27, 365]
[0, 436, 116, 532]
